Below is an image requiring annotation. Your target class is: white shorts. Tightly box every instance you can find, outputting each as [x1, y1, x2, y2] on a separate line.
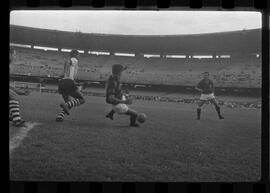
[200, 93, 215, 101]
[112, 103, 129, 114]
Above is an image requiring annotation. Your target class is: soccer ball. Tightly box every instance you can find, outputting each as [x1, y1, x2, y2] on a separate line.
[137, 113, 147, 123]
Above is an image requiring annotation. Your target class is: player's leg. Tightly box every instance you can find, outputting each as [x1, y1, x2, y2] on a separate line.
[106, 109, 115, 120]
[59, 80, 85, 114]
[9, 89, 26, 127]
[9, 91, 15, 121]
[60, 88, 85, 113]
[196, 100, 206, 120]
[125, 108, 139, 127]
[56, 94, 71, 122]
[113, 103, 139, 127]
[210, 98, 224, 119]
[56, 79, 70, 121]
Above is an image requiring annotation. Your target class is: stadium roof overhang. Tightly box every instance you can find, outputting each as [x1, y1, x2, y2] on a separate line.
[10, 25, 261, 55]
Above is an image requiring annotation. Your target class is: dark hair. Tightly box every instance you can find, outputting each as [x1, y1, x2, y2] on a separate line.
[70, 49, 79, 57]
[203, 72, 209, 75]
[112, 64, 126, 75]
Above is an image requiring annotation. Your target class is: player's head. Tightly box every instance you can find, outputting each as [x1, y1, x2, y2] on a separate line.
[203, 72, 209, 79]
[112, 64, 127, 79]
[70, 49, 79, 58]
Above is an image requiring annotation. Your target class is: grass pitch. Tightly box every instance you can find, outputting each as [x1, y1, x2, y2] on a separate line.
[9, 92, 261, 181]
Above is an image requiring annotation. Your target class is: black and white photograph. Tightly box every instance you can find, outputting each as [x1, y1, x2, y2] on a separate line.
[9, 10, 261, 181]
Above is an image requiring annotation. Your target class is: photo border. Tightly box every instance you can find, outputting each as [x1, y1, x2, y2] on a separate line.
[8, 0, 269, 193]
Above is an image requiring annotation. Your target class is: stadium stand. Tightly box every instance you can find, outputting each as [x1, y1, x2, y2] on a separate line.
[9, 25, 261, 88]
[10, 47, 261, 88]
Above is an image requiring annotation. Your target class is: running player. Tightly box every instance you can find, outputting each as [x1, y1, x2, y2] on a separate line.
[195, 72, 224, 120]
[56, 50, 85, 122]
[9, 48, 29, 127]
[105, 64, 140, 127]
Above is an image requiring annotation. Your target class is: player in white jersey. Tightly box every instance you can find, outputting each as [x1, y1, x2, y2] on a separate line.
[56, 50, 85, 122]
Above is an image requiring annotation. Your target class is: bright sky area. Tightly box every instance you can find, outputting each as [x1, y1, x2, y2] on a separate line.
[10, 10, 261, 35]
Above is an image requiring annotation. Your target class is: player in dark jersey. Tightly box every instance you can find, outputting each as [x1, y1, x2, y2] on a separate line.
[195, 72, 224, 120]
[56, 50, 85, 122]
[105, 64, 140, 127]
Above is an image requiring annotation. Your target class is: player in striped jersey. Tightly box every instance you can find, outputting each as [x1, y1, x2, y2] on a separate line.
[56, 50, 85, 122]
[9, 48, 30, 127]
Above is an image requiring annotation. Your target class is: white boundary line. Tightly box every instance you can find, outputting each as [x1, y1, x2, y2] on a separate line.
[9, 122, 42, 155]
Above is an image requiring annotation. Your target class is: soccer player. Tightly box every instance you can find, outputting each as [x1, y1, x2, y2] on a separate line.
[195, 72, 224, 120]
[9, 48, 29, 127]
[105, 64, 140, 127]
[56, 50, 85, 122]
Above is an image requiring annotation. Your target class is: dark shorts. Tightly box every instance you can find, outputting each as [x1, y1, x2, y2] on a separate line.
[58, 79, 77, 96]
[9, 89, 17, 100]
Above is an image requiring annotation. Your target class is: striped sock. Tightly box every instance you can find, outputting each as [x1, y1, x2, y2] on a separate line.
[9, 110, 12, 121]
[65, 98, 82, 109]
[57, 110, 66, 120]
[9, 100, 21, 123]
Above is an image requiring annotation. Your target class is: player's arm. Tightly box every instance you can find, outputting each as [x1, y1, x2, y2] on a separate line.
[210, 80, 215, 93]
[195, 86, 202, 92]
[107, 91, 131, 105]
[107, 95, 126, 105]
[106, 85, 132, 105]
[195, 82, 203, 92]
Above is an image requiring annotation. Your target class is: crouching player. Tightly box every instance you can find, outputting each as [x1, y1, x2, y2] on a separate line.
[105, 64, 140, 127]
[56, 50, 85, 122]
[195, 72, 224, 120]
